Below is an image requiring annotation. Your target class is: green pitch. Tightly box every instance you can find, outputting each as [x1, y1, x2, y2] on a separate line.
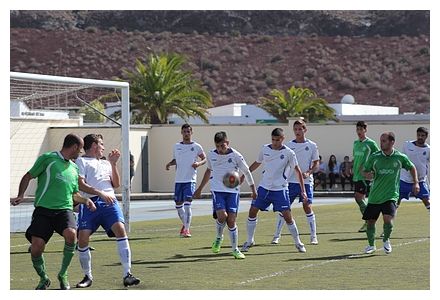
[10, 201, 429, 290]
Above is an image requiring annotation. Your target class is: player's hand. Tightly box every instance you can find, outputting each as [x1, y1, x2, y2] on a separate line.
[301, 192, 308, 203]
[108, 149, 120, 164]
[412, 183, 420, 196]
[86, 199, 97, 212]
[99, 191, 115, 205]
[191, 162, 199, 169]
[10, 196, 24, 206]
[364, 171, 374, 180]
[302, 172, 309, 179]
[251, 190, 257, 200]
[240, 174, 245, 184]
[193, 188, 202, 199]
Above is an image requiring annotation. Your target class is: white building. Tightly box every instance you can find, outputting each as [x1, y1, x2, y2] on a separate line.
[168, 103, 278, 124]
[10, 101, 73, 120]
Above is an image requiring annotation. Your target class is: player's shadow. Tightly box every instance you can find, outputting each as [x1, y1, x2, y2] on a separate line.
[285, 253, 376, 262]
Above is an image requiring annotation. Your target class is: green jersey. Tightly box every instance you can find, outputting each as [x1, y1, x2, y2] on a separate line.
[28, 151, 79, 210]
[352, 137, 380, 181]
[364, 149, 414, 204]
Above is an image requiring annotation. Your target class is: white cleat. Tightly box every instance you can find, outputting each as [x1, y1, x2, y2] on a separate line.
[295, 243, 307, 253]
[271, 236, 280, 244]
[241, 241, 255, 252]
[310, 236, 319, 245]
[364, 245, 376, 254]
[383, 240, 392, 254]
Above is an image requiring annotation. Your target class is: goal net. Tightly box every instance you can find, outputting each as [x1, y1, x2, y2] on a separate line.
[10, 72, 131, 233]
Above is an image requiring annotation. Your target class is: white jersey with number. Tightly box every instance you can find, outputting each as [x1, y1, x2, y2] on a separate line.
[400, 140, 430, 183]
[256, 144, 299, 191]
[173, 142, 205, 183]
[75, 156, 116, 198]
[206, 147, 253, 193]
[286, 139, 319, 185]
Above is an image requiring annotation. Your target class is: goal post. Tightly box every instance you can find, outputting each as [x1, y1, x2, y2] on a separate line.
[10, 72, 132, 232]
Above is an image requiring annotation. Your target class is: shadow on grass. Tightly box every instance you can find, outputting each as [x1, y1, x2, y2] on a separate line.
[286, 252, 377, 262]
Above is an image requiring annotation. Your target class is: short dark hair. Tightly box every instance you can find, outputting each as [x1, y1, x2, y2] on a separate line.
[271, 128, 284, 137]
[181, 124, 192, 131]
[356, 121, 367, 129]
[293, 119, 306, 129]
[62, 133, 83, 148]
[83, 133, 103, 151]
[417, 127, 428, 136]
[214, 131, 227, 144]
[384, 132, 395, 142]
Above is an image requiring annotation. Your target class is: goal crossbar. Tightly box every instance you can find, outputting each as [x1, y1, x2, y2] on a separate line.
[10, 72, 132, 231]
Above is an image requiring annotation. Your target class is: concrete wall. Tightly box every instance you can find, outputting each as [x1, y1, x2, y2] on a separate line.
[10, 120, 430, 196]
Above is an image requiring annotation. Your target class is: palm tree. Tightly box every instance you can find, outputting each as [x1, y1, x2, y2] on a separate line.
[119, 53, 212, 124]
[259, 85, 336, 123]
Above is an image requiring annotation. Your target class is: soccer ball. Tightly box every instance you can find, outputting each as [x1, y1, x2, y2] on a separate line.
[223, 171, 240, 188]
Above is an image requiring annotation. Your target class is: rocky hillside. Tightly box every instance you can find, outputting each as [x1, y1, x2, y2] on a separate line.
[10, 11, 430, 114]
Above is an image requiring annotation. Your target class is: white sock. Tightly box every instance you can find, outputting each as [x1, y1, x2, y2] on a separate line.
[78, 246, 93, 279]
[215, 219, 226, 239]
[184, 201, 192, 230]
[228, 226, 238, 251]
[286, 220, 302, 245]
[306, 212, 317, 238]
[274, 212, 285, 238]
[176, 204, 186, 224]
[246, 217, 257, 243]
[116, 237, 131, 277]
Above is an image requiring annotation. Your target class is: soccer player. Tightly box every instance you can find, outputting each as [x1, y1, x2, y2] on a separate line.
[362, 132, 419, 254]
[398, 127, 430, 211]
[193, 131, 257, 259]
[75, 134, 140, 288]
[10, 133, 96, 290]
[271, 119, 320, 245]
[242, 128, 307, 253]
[352, 121, 380, 232]
[166, 124, 206, 237]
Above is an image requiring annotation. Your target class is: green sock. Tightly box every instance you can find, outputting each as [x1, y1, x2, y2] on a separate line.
[366, 223, 376, 246]
[357, 199, 367, 214]
[31, 255, 47, 279]
[58, 242, 76, 277]
[383, 222, 393, 242]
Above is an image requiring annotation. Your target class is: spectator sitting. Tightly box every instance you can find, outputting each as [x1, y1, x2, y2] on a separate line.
[328, 155, 340, 190]
[339, 155, 353, 191]
[313, 155, 327, 190]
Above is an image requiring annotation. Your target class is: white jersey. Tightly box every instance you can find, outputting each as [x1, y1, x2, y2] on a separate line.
[400, 140, 430, 183]
[75, 156, 116, 198]
[285, 139, 319, 185]
[173, 141, 205, 183]
[256, 144, 299, 191]
[206, 147, 253, 193]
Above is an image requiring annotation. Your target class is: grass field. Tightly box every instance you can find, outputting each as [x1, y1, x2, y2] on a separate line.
[10, 201, 430, 290]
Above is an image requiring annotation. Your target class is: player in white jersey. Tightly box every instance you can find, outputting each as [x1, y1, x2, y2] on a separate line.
[242, 128, 307, 253]
[271, 119, 320, 245]
[166, 124, 206, 237]
[193, 131, 256, 259]
[75, 134, 140, 288]
[398, 127, 430, 211]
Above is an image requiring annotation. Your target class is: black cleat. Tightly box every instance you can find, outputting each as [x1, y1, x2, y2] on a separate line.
[75, 275, 93, 288]
[58, 274, 71, 290]
[35, 277, 51, 290]
[123, 273, 140, 287]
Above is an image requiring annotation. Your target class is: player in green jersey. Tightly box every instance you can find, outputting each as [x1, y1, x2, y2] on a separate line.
[10, 133, 96, 290]
[352, 121, 380, 232]
[362, 132, 419, 254]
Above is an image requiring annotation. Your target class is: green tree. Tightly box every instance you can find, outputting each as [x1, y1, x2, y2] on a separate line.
[259, 85, 336, 123]
[119, 53, 212, 124]
[79, 99, 106, 123]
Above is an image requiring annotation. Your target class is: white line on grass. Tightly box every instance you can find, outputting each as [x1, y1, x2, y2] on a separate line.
[237, 238, 429, 285]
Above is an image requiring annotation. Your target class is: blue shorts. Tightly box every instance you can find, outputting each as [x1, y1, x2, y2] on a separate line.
[174, 182, 196, 202]
[77, 196, 125, 237]
[212, 191, 240, 213]
[288, 183, 313, 204]
[399, 180, 430, 200]
[252, 186, 290, 212]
